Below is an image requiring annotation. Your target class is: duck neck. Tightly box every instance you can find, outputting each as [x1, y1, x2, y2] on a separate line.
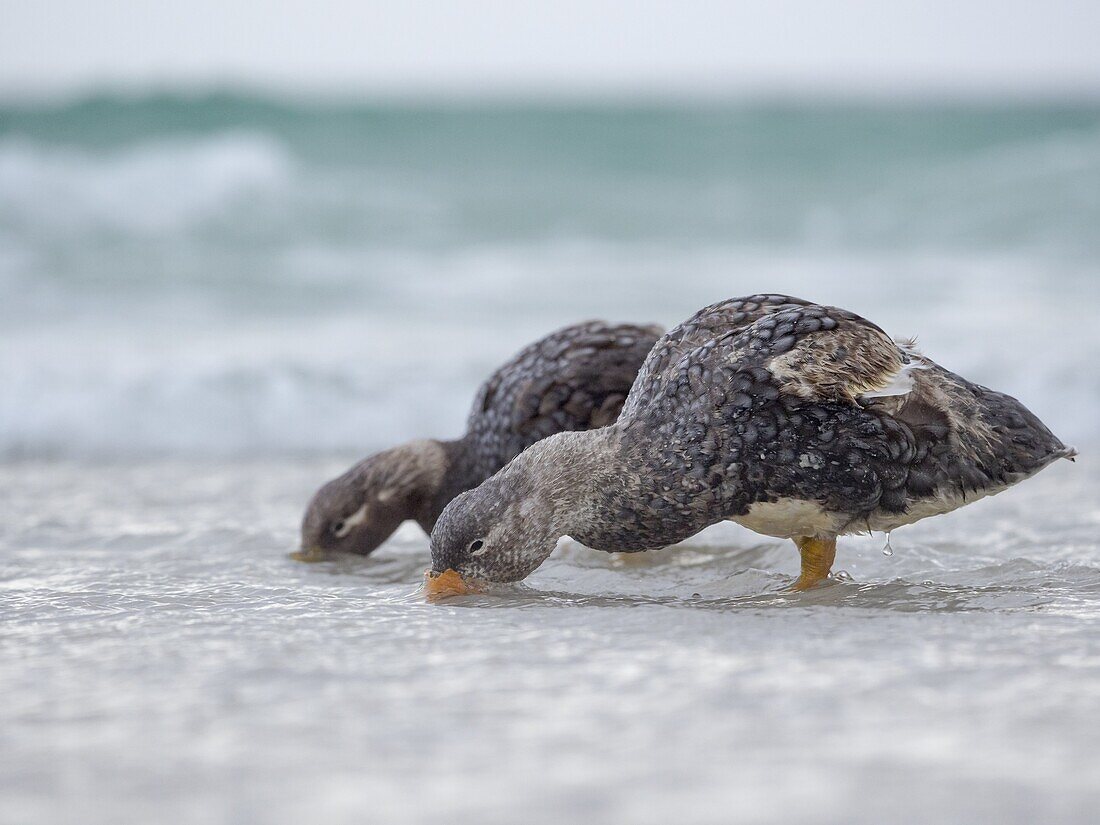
[520, 427, 623, 541]
[561, 425, 711, 553]
[418, 436, 485, 532]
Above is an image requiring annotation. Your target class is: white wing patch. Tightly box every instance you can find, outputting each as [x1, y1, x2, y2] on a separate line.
[859, 362, 924, 399]
[860, 343, 928, 401]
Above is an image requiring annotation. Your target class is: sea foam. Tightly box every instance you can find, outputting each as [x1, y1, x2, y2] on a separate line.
[0, 133, 291, 236]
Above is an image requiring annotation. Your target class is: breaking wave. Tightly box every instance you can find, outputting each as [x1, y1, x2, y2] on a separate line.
[0, 133, 292, 236]
[1, 93, 1098, 457]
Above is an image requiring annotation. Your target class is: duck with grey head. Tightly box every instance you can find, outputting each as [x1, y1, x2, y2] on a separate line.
[428, 294, 1074, 595]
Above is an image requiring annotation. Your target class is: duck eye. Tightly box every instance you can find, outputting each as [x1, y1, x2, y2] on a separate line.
[468, 539, 485, 554]
[331, 519, 347, 536]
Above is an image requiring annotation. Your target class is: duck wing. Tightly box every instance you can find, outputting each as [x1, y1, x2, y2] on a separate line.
[619, 296, 1071, 533]
[620, 294, 821, 419]
[765, 306, 1073, 505]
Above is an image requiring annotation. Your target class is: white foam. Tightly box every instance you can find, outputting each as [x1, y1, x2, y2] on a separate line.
[0, 243, 1095, 459]
[0, 133, 292, 235]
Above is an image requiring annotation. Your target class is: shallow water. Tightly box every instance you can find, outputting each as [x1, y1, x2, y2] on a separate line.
[2, 457, 1097, 824]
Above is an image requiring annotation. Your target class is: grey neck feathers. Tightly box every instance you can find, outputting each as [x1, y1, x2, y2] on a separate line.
[527, 425, 705, 553]
[510, 428, 620, 539]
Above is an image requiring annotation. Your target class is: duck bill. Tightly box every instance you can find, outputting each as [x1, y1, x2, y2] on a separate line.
[290, 546, 329, 563]
[423, 568, 481, 600]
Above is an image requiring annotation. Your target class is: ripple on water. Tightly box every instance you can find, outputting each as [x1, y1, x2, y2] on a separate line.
[2, 458, 1100, 825]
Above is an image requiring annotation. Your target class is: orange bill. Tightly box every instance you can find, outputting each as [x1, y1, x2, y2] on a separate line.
[424, 568, 475, 600]
[290, 547, 328, 563]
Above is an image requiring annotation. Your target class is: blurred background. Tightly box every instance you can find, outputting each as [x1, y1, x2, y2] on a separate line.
[4, 4, 1100, 825]
[2, 0, 1098, 458]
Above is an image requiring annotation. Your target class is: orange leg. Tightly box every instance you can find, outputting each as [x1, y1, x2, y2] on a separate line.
[791, 536, 837, 591]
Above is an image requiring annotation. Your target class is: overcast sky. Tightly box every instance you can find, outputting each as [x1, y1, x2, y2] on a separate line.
[2, 0, 1099, 98]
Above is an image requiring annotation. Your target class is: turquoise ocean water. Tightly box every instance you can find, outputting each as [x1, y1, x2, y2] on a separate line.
[2, 93, 1098, 456]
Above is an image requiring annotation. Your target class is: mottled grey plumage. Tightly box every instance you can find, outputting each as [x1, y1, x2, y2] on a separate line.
[298, 320, 662, 559]
[430, 295, 1074, 586]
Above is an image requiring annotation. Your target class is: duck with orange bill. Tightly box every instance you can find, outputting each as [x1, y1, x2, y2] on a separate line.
[428, 294, 1075, 595]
